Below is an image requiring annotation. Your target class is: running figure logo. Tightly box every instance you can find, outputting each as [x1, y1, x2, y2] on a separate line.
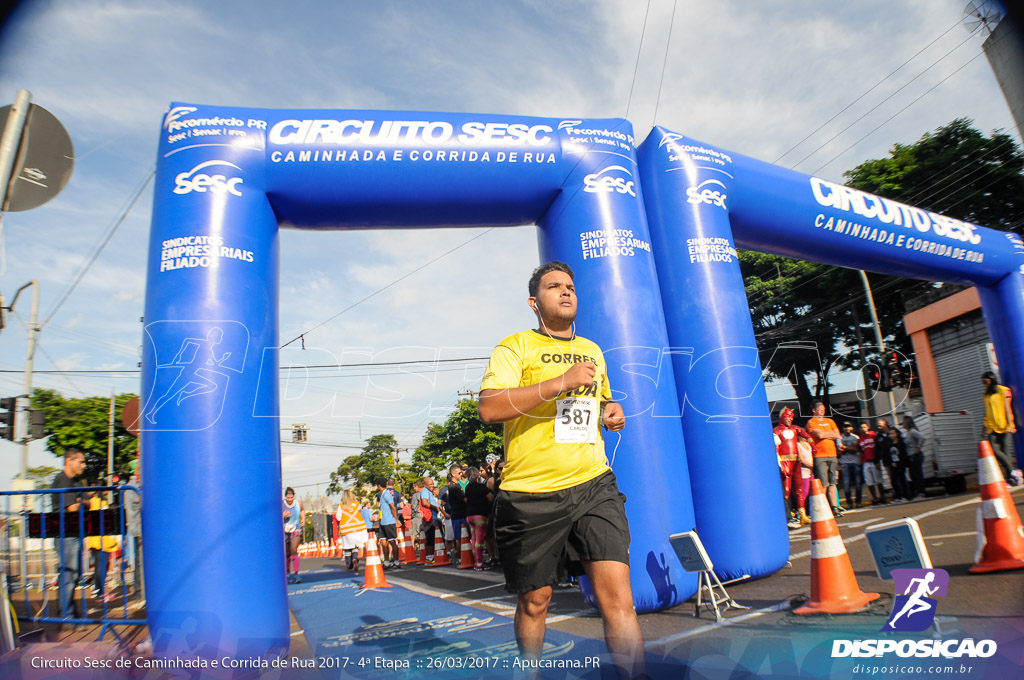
[142, 321, 248, 430]
[881, 568, 949, 632]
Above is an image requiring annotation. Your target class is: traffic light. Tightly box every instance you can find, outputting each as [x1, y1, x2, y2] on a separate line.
[29, 408, 45, 440]
[0, 396, 17, 441]
[861, 362, 891, 393]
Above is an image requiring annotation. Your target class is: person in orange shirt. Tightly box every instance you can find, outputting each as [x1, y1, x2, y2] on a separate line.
[806, 400, 843, 516]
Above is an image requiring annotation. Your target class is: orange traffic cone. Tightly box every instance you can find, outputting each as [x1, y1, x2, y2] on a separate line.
[429, 532, 451, 567]
[970, 440, 1024, 574]
[398, 525, 417, 565]
[417, 528, 427, 565]
[360, 538, 392, 589]
[794, 479, 879, 614]
[457, 525, 474, 570]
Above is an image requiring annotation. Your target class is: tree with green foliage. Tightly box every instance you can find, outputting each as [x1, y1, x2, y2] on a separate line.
[326, 433, 399, 496]
[23, 465, 60, 485]
[844, 118, 1024, 234]
[740, 252, 912, 412]
[409, 398, 502, 479]
[29, 388, 139, 484]
[744, 119, 1024, 413]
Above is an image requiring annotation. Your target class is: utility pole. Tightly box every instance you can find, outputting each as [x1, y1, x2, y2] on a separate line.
[859, 271, 898, 417]
[0, 90, 31, 210]
[3, 279, 37, 600]
[458, 389, 478, 399]
[107, 393, 116, 502]
[2, 280, 40, 480]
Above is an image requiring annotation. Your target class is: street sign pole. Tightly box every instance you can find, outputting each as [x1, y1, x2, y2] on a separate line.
[0, 89, 30, 210]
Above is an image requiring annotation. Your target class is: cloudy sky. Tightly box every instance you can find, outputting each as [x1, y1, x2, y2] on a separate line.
[0, 0, 1016, 493]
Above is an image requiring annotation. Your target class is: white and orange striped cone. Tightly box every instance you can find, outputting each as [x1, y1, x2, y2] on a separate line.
[970, 440, 1024, 574]
[398, 525, 417, 565]
[794, 479, 879, 614]
[360, 538, 392, 589]
[457, 525, 474, 570]
[428, 532, 451, 566]
[417, 528, 427, 565]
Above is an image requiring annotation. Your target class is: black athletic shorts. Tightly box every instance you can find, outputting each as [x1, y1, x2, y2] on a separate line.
[378, 523, 397, 541]
[493, 471, 630, 594]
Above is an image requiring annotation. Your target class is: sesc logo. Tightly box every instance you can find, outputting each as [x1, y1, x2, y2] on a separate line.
[164, 106, 198, 132]
[173, 161, 244, 197]
[686, 179, 728, 209]
[583, 166, 636, 197]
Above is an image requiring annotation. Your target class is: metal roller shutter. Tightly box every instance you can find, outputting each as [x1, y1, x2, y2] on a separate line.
[933, 342, 1014, 460]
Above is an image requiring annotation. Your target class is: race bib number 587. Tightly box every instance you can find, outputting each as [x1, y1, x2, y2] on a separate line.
[555, 397, 598, 444]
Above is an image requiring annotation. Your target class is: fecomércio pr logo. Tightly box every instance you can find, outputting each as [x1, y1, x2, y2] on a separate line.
[882, 568, 948, 632]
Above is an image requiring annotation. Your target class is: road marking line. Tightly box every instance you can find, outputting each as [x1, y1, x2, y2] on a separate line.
[924, 531, 976, 540]
[440, 583, 505, 599]
[644, 600, 791, 651]
[789, 497, 981, 560]
[546, 610, 594, 624]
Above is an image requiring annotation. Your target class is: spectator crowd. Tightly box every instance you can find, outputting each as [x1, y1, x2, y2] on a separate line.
[776, 402, 935, 529]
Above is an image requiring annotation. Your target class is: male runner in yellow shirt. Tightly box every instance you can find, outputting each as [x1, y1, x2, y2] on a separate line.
[479, 261, 642, 679]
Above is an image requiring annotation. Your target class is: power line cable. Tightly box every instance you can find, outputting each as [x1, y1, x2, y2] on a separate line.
[773, 17, 964, 165]
[795, 31, 978, 172]
[42, 170, 154, 328]
[897, 121, 1024, 213]
[624, 0, 652, 121]
[3, 355, 489, 376]
[280, 228, 495, 348]
[651, 0, 678, 128]
[811, 49, 987, 176]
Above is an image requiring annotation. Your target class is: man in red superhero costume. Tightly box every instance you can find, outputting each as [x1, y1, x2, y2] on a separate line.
[774, 407, 814, 527]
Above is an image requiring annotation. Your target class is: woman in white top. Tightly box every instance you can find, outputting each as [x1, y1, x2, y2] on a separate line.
[283, 487, 304, 583]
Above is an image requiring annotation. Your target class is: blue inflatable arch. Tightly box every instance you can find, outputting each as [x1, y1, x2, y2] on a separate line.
[637, 127, 1024, 586]
[143, 105, 1024, 657]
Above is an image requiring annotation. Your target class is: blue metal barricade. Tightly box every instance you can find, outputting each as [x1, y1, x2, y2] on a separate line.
[0, 485, 146, 644]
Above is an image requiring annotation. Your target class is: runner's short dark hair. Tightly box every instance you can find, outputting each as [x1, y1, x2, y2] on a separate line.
[528, 262, 574, 297]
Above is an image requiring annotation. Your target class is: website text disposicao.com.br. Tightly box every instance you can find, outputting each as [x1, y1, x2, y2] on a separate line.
[838, 638, 996, 676]
[851, 662, 978, 675]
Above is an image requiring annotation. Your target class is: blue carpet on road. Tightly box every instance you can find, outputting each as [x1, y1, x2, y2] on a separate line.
[287, 567, 614, 680]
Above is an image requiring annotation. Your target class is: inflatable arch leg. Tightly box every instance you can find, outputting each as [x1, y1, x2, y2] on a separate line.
[539, 128, 698, 611]
[637, 127, 790, 581]
[977, 270, 1024, 458]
